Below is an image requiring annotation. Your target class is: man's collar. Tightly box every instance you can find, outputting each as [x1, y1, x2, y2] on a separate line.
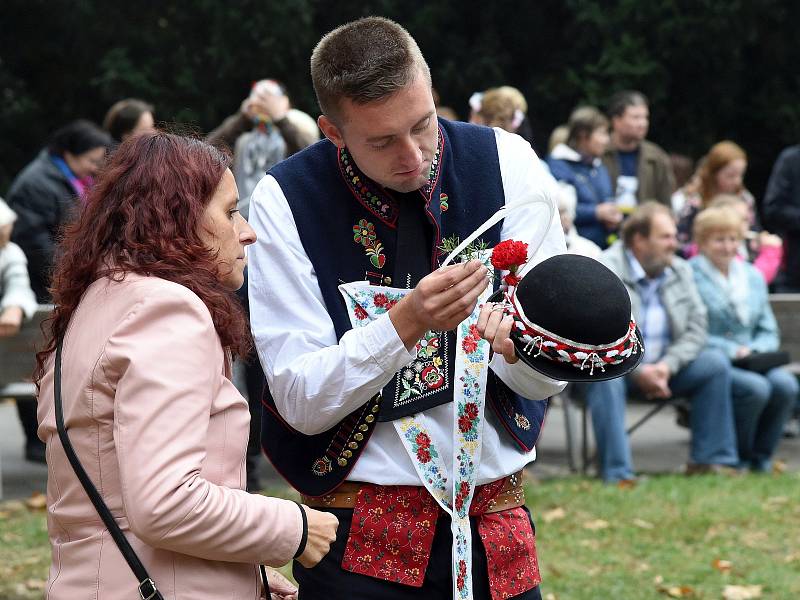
[337, 125, 444, 229]
[625, 249, 669, 283]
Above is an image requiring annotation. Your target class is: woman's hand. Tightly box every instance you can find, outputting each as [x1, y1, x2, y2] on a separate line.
[262, 566, 297, 600]
[297, 506, 339, 568]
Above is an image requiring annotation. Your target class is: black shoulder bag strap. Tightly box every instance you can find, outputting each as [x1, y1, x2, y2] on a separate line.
[54, 338, 164, 600]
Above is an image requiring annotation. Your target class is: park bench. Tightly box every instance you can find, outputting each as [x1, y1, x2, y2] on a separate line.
[0, 305, 51, 498]
[560, 293, 800, 473]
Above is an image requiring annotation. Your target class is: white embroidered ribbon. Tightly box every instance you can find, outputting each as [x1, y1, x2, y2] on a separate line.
[339, 258, 492, 600]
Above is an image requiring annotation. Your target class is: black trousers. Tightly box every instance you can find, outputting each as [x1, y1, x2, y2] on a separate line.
[294, 506, 542, 600]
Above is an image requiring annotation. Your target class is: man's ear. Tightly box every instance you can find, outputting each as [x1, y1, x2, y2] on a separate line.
[318, 115, 345, 148]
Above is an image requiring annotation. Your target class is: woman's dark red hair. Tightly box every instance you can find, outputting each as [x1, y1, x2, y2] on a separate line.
[35, 132, 251, 384]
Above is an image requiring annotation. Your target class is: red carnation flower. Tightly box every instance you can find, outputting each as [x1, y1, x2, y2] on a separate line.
[491, 240, 529, 271]
[503, 273, 521, 287]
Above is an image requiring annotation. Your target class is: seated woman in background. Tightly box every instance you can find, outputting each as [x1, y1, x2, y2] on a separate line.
[546, 106, 619, 249]
[0, 197, 37, 337]
[709, 194, 782, 284]
[690, 207, 796, 472]
[34, 132, 337, 599]
[0, 196, 43, 463]
[673, 141, 756, 255]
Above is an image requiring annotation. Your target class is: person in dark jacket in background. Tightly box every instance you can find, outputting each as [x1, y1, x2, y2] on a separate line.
[546, 106, 619, 249]
[763, 144, 800, 293]
[7, 119, 112, 302]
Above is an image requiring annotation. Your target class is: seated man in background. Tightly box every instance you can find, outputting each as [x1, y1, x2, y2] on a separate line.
[586, 202, 740, 482]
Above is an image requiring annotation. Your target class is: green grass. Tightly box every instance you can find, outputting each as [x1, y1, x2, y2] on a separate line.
[529, 473, 800, 598]
[2, 475, 798, 599]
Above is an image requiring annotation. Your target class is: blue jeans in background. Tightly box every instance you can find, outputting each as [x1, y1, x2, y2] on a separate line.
[585, 348, 739, 482]
[731, 366, 797, 471]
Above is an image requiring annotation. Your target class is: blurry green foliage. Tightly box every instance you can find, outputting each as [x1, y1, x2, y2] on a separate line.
[1, 0, 799, 201]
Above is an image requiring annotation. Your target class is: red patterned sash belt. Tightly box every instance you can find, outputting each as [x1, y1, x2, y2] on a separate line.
[302, 471, 540, 600]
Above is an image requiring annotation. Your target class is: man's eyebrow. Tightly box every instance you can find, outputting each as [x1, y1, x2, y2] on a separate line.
[366, 133, 395, 144]
[365, 112, 435, 144]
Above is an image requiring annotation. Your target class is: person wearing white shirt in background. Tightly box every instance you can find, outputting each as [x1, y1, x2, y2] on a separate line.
[248, 16, 566, 600]
[0, 197, 40, 462]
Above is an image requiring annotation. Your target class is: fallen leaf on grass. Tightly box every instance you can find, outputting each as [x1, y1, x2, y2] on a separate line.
[712, 559, 732, 573]
[633, 518, 654, 529]
[722, 584, 762, 599]
[771, 459, 786, 474]
[762, 496, 788, 511]
[659, 585, 694, 597]
[654, 575, 694, 597]
[24, 492, 47, 511]
[583, 519, 609, 531]
[579, 539, 600, 549]
[542, 507, 566, 523]
[635, 562, 651, 573]
[544, 594, 557, 600]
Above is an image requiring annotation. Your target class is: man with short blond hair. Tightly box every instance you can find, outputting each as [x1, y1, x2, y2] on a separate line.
[249, 16, 566, 600]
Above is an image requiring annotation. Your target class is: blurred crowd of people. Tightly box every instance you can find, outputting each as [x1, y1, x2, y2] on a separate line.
[2, 79, 799, 484]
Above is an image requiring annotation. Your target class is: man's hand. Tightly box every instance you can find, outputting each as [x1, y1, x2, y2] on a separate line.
[633, 362, 671, 399]
[390, 260, 489, 350]
[297, 506, 338, 568]
[595, 202, 623, 229]
[476, 302, 518, 364]
[0, 306, 23, 337]
[241, 83, 290, 122]
[735, 346, 752, 359]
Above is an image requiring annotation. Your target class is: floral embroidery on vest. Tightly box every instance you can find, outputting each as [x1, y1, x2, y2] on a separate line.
[352, 218, 387, 269]
[397, 331, 449, 404]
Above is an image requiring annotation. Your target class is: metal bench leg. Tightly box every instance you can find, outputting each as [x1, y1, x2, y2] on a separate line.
[560, 393, 578, 473]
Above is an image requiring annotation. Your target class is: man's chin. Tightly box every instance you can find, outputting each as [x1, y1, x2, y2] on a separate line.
[387, 175, 429, 193]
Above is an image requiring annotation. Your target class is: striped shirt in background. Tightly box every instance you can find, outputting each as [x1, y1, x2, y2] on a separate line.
[625, 250, 672, 364]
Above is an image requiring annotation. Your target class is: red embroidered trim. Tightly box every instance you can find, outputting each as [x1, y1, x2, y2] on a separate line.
[507, 291, 640, 376]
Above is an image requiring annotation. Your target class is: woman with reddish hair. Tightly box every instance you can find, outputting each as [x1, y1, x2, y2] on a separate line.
[673, 141, 760, 255]
[34, 132, 337, 599]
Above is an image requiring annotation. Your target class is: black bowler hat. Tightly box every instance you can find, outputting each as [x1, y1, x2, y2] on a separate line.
[490, 253, 643, 382]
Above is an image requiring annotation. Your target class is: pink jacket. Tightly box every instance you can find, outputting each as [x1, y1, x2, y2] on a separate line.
[37, 275, 302, 599]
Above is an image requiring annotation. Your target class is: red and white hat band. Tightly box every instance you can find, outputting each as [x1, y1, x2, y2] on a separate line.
[506, 291, 641, 376]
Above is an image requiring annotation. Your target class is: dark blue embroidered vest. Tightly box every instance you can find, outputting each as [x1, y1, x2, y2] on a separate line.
[261, 119, 548, 496]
